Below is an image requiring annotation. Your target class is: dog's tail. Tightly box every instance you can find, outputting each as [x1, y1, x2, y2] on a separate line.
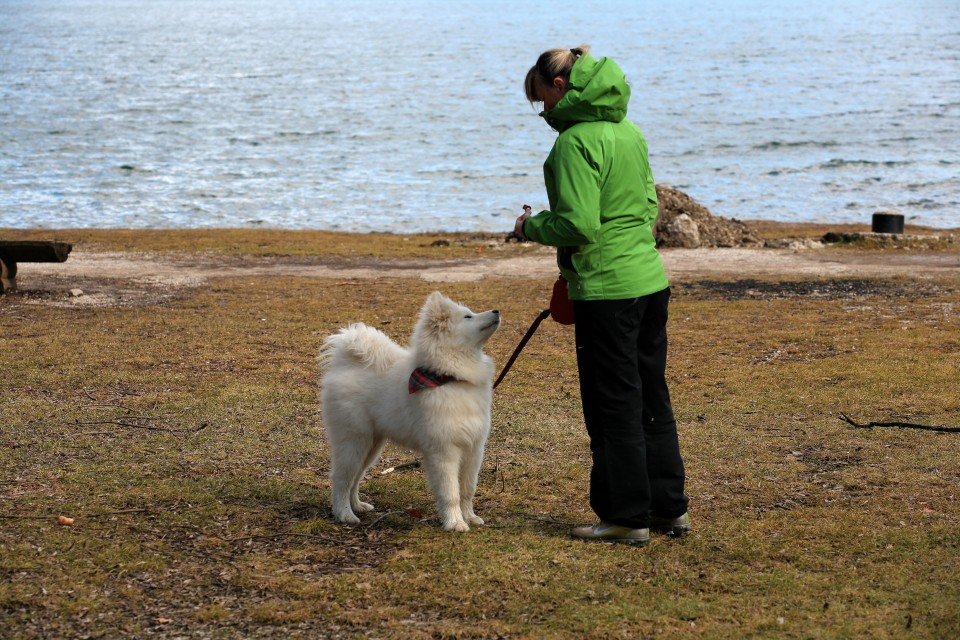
[319, 323, 406, 373]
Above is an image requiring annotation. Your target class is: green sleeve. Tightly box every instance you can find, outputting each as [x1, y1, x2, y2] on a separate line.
[523, 135, 602, 247]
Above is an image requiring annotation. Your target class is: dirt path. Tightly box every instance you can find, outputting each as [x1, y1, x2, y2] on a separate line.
[11, 246, 959, 307]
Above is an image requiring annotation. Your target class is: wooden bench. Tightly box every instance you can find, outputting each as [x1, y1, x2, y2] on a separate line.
[0, 240, 73, 293]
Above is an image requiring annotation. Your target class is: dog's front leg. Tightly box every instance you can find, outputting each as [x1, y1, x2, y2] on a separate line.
[459, 443, 485, 526]
[422, 456, 469, 532]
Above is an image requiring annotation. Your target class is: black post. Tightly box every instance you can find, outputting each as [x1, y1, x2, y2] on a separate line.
[872, 211, 904, 234]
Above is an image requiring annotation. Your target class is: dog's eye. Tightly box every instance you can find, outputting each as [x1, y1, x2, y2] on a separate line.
[464, 315, 473, 319]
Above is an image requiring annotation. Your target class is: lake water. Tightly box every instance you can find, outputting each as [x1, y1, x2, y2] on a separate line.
[2, 0, 959, 232]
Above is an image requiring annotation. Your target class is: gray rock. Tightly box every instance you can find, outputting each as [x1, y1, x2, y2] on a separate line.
[664, 213, 701, 248]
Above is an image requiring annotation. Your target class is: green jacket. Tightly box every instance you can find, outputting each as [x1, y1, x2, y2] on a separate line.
[523, 54, 668, 300]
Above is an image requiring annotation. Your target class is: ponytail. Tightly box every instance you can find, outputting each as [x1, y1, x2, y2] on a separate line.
[524, 44, 591, 103]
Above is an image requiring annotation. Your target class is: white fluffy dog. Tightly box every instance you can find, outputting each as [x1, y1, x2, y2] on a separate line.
[319, 292, 500, 532]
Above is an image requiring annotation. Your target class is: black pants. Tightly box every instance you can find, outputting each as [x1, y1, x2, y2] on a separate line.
[573, 287, 688, 529]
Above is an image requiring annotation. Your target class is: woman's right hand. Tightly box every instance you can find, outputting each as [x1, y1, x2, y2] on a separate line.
[514, 205, 533, 241]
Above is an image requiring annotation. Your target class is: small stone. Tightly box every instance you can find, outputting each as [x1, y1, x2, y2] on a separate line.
[69, 289, 84, 297]
[665, 213, 702, 248]
[787, 238, 825, 251]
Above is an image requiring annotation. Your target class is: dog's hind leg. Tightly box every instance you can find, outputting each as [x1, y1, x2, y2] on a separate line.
[351, 436, 385, 514]
[422, 454, 469, 532]
[458, 443, 486, 526]
[329, 432, 375, 525]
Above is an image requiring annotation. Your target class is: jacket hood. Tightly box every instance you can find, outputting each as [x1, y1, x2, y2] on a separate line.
[542, 54, 630, 132]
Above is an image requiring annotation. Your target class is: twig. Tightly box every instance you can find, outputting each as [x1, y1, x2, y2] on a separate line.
[75, 419, 169, 431]
[380, 460, 421, 475]
[366, 511, 405, 529]
[83, 508, 152, 518]
[0, 508, 151, 521]
[82, 390, 139, 414]
[839, 413, 960, 433]
[221, 532, 342, 544]
[483, 512, 575, 529]
[71, 419, 208, 434]
[81, 403, 138, 414]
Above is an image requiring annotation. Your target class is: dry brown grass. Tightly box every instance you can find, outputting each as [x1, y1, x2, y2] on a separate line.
[743, 219, 957, 240]
[0, 227, 533, 260]
[1, 228, 958, 638]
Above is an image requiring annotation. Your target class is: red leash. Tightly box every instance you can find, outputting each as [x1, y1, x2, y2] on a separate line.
[493, 276, 574, 389]
[493, 308, 551, 389]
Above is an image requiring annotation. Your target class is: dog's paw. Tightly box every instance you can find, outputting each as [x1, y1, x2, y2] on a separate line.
[353, 501, 375, 513]
[467, 514, 484, 526]
[443, 520, 470, 533]
[334, 511, 361, 525]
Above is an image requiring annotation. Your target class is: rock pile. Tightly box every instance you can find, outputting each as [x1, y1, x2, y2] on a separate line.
[654, 185, 761, 248]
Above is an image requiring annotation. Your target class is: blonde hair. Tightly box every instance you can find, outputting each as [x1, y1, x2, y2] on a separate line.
[524, 45, 591, 103]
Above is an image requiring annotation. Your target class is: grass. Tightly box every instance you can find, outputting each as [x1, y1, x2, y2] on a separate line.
[0, 227, 535, 260]
[744, 219, 957, 244]
[1, 229, 959, 638]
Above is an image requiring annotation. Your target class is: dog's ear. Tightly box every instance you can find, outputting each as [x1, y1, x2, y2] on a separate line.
[421, 291, 454, 332]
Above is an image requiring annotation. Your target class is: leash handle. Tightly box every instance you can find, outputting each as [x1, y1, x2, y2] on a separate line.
[493, 309, 551, 389]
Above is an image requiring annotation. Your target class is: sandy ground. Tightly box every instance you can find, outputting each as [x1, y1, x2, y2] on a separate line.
[9, 245, 960, 307]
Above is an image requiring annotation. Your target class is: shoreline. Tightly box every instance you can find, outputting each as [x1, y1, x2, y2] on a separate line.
[3, 224, 957, 309]
[2, 219, 958, 249]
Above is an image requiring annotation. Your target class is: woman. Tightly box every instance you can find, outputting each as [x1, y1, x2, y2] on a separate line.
[515, 46, 690, 545]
